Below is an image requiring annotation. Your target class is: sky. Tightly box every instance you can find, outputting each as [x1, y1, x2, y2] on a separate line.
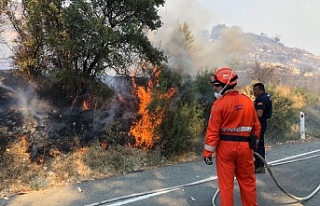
[156, 0, 320, 56]
[1, 0, 320, 72]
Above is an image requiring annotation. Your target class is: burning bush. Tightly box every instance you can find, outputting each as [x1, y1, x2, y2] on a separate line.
[127, 66, 212, 158]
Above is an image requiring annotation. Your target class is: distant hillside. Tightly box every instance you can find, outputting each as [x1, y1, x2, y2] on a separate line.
[243, 33, 320, 70]
[205, 24, 320, 93]
[210, 24, 320, 74]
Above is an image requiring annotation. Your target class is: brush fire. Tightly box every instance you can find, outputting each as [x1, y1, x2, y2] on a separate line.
[129, 67, 176, 148]
[0, 67, 176, 167]
[82, 95, 98, 110]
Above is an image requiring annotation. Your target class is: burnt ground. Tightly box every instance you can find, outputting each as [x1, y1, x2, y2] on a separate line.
[0, 69, 136, 163]
[0, 69, 160, 197]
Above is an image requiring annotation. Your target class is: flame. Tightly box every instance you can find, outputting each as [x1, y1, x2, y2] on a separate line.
[83, 100, 90, 110]
[129, 67, 175, 148]
[100, 142, 109, 150]
[82, 95, 97, 110]
[78, 146, 86, 154]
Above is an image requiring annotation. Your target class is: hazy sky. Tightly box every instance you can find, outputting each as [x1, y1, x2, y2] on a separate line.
[158, 0, 320, 56]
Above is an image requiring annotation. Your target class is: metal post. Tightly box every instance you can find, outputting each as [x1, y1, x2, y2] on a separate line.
[300, 112, 305, 139]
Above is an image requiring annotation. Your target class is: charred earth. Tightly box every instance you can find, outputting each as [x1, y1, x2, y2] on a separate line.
[0, 69, 160, 197]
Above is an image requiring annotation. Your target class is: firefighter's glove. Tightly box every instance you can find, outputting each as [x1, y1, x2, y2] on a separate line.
[249, 134, 258, 151]
[204, 156, 213, 165]
[255, 140, 259, 152]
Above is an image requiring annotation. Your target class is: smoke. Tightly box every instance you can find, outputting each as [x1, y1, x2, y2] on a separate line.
[0, 81, 52, 161]
[99, 76, 135, 126]
[149, 0, 251, 76]
[18, 85, 50, 124]
[0, 82, 50, 126]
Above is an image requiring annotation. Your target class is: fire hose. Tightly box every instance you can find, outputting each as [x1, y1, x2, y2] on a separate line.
[85, 149, 320, 206]
[212, 151, 320, 206]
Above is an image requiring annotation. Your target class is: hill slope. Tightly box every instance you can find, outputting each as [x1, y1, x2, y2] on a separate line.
[210, 24, 320, 73]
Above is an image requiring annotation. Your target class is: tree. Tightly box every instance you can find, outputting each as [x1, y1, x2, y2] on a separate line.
[178, 23, 195, 51]
[0, 0, 166, 78]
[247, 61, 276, 83]
[274, 35, 281, 43]
[164, 22, 198, 74]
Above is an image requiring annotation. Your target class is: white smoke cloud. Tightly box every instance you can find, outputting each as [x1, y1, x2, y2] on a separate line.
[148, 0, 251, 76]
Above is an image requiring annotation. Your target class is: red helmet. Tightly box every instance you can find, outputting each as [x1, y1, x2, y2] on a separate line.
[210, 67, 238, 86]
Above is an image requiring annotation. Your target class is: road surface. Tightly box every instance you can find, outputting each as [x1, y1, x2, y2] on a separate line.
[1, 138, 320, 206]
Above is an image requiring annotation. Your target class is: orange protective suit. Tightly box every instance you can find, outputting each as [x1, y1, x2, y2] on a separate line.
[204, 90, 261, 206]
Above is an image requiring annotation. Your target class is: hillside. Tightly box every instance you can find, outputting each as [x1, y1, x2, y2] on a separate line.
[205, 25, 320, 92]
[245, 33, 320, 70]
[210, 24, 320, 73]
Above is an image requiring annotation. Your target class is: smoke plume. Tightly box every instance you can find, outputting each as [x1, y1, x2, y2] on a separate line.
[149, 0, 251, 76]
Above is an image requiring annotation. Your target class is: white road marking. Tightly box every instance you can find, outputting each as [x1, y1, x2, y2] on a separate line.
[85, 149, 320, 206]
[103, 188, 180, 206]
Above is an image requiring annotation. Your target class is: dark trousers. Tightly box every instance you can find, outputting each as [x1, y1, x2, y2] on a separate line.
[254, 124, 267, 167]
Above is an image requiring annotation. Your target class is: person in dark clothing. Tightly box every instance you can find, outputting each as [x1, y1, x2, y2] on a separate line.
[253, 82, 272, 173]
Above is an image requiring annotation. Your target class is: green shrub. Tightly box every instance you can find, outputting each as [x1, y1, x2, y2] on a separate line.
[267, 84, 305, 141]
[267, 94, 299, 140]
[194, 68, 216, 122]
[48, 69, 114, 108]
[293, 88, 320, 137]
[146, 67, 208, 158]
[159, 101, 205, 158]
[240, 82, 305, 142]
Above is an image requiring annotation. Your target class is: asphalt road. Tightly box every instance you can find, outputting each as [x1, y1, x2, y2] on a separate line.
[2, 138, 320, 206]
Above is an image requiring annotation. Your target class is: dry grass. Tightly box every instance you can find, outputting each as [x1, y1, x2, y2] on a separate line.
[0, 139, 201, 198]
[272, 84, 306, 108]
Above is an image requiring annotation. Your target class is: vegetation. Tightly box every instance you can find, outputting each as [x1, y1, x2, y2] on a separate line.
[247, 61, 276, 83]
[243, 61, 320, 141]
[0, 0, 166, 104]
[0, 0, 320, 198]
[240, 82, 304, 142]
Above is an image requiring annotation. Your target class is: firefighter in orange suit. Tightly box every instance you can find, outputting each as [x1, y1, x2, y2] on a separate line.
[203, 67, 261, 206]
